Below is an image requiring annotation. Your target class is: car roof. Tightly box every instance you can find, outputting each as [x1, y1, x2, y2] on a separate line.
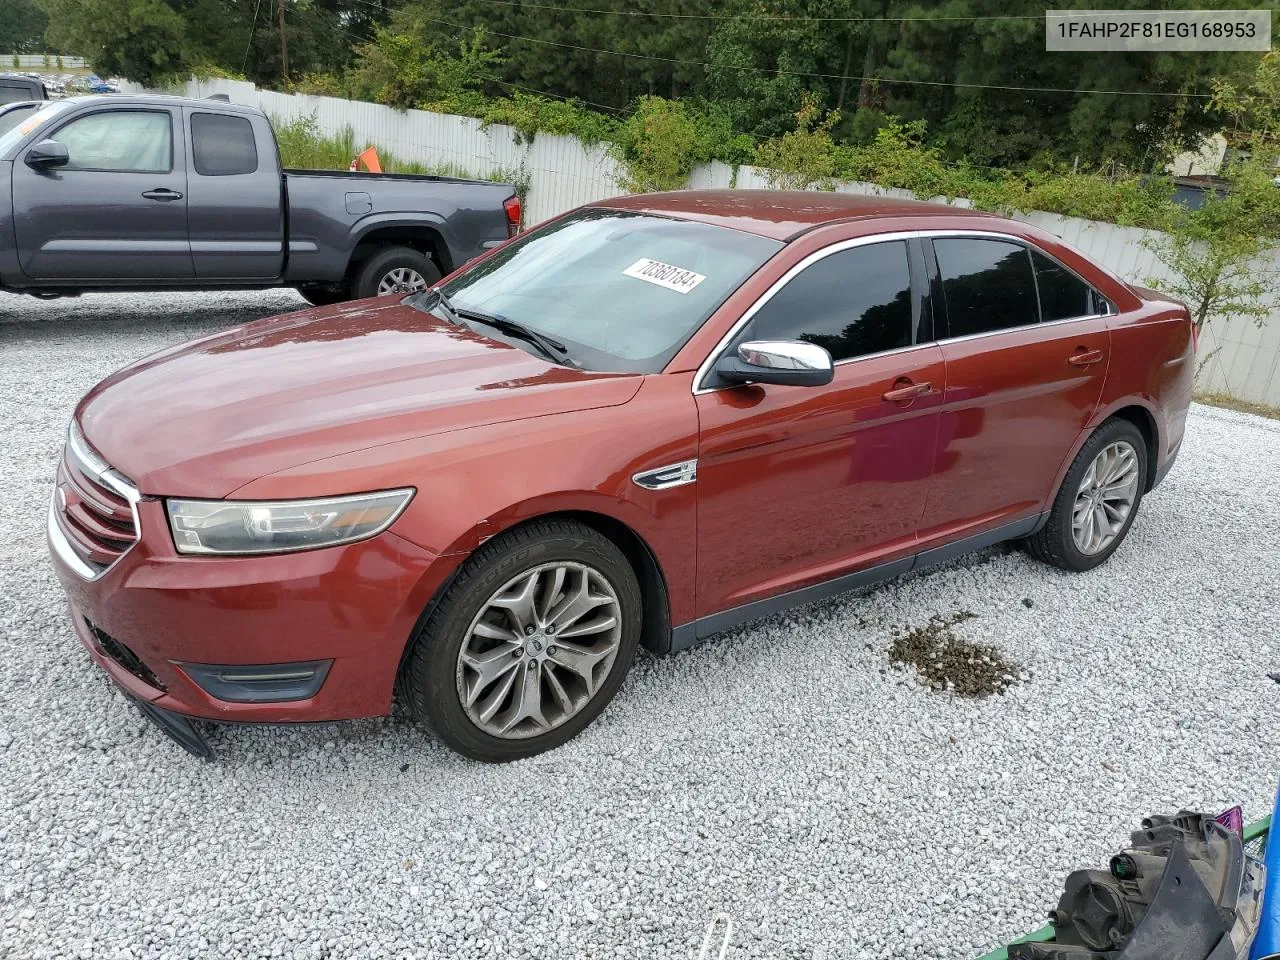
[593, 189, 999, 241]
[55, 94, 263, 116]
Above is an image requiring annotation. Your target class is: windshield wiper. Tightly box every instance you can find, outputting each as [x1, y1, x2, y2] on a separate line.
[407, 288, 460, 324]
[407, 290, 576, 367]
[453, 307, 577, 367]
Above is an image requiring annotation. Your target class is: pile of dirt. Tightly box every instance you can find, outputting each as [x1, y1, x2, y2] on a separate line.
[888, 612, 1021, 697]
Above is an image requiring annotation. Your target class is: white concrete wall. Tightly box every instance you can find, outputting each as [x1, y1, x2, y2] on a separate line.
[125, 78, 1280, 406]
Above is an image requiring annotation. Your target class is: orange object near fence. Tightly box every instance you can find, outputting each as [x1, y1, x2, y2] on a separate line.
[349, 147, 382, 173]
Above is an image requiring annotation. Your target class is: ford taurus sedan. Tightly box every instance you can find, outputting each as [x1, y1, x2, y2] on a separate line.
[47, 190, 1195, 761]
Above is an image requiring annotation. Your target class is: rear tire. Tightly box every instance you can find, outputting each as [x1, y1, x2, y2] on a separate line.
[1026, 418, 1148, 572]
[352, 246, 440, 300]
[401, 519, 642, 762]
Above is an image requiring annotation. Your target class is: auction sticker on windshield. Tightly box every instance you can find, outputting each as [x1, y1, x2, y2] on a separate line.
[623, 258, 706, 294]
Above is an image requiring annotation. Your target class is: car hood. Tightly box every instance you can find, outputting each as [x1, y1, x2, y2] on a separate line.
[76, 298, 644, 497]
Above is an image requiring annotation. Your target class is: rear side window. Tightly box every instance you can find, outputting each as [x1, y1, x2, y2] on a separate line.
[0, 83, 35, 105]
[1032, 250, 1097, 322]
[743, 241, 914, 361]
[51, 110, 172, 172]
[934, 238, 1038, 337]
[191, 112, 258, 176]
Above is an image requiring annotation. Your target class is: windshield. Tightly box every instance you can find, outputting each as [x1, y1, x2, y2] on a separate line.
[434, 208, 781, 373]
[0, 100, 69, 156]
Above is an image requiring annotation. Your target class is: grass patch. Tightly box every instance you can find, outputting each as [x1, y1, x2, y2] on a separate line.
[271, 115, 530, 204]
[1194, 392, 1280, 421]
[888, 612, 1021, 698]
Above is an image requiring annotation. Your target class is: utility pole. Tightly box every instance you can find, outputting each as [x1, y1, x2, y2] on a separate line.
[277, 0, 289, 83]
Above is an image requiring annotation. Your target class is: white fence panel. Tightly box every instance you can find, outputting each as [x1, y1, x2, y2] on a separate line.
[122, 77, 1280, 406]
[7, 54, 89, 69]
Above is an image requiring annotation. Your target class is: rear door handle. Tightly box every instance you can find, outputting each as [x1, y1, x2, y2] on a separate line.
[1067, 348, 1104, 367]
[141, 188, 183, 201]
[882, 380, 933, 402]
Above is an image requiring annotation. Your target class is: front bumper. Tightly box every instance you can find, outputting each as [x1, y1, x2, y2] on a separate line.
[49, 494, 456, 724]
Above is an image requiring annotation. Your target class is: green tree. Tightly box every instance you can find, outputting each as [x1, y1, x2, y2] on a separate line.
[1143, 49, 1280, 368]
[39, 0, 190, 84]
[1, 0, 48, 55]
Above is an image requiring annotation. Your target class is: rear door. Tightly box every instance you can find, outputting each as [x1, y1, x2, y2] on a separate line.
[918, 235, 1111, 543]
[184, 108, 285, 279]
[12, 104, 193, 280]
[695, 238, 944, 618]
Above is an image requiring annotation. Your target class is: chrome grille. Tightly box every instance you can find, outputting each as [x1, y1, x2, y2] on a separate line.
[51, 424, 140, 578]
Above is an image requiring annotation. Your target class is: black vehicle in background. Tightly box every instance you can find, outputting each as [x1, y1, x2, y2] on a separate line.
[0, 74, 48, 104]
[0, 95, 521, 304]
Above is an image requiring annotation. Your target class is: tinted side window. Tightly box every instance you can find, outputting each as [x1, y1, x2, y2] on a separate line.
[0, 84, 34, 105]
[191, 112, 258, 176]
[934, 239, 1038, 337]
[744, 242, 913, 362]
[1032, 249, 1095, 322]
[51, 110, 172, 172]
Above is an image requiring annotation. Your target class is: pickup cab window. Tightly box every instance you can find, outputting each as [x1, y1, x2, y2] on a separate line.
[191, 112, 258, 176]
[51, 110, 172, 173]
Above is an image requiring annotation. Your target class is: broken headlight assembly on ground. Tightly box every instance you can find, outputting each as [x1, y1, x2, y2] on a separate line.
[1008, 810, 1266, 960]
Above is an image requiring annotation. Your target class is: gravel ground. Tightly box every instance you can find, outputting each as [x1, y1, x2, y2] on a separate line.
[1, 289, 1278, 960]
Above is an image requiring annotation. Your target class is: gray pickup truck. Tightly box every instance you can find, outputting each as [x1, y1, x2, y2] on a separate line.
[0, 95, 520, 304]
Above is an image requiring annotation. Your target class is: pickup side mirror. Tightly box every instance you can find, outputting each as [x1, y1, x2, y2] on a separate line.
[714, 339, 835, 388]
[25, 139, 70, 170]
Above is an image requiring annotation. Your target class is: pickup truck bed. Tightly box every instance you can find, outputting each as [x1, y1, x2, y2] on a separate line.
[0, 95, 519, 303]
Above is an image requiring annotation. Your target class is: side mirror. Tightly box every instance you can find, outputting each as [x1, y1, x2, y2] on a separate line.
[25, 139, 69, 170]
[714, 340, 834, 388]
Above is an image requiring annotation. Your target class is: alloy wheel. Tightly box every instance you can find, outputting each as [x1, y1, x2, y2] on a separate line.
[1071, 440, 1140, 555]
[377, 267, 428, 295]
[456, 562, 623, 739]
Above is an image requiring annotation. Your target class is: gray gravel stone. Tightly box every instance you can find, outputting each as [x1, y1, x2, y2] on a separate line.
[1, 289, 1277, 959]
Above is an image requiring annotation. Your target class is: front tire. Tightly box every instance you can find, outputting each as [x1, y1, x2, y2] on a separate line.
[352, 245, 441, 300]
[401, 520, 642, 762]
[1027, 418, 1148, 572]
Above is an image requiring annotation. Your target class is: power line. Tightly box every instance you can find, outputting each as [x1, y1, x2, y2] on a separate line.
[418, 13, 1215, 99]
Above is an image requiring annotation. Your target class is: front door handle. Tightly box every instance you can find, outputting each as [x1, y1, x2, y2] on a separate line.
[141, 188, 183, 201]
[882, 380, 933, 402]
[1067, 348, 1104, 367]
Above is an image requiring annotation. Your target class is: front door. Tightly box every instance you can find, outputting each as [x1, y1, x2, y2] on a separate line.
[13, 105, 193, 280]
[695, 239, 943, 620]
[918, 237, 1111, 542]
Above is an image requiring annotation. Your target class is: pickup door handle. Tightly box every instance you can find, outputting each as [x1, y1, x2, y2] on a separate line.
[882, 380, 933, 403]
[1067, 348, 1105, 367]
[141, 188, 184, 202]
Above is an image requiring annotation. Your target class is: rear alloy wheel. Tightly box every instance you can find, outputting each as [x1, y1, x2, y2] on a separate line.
[1026, 418, 1148, 572]
[401, 519, 641, 761]
[352, 245, 441, 300]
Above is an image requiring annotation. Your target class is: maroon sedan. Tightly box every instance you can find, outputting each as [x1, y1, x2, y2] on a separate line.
[48, 191, 1195, 761]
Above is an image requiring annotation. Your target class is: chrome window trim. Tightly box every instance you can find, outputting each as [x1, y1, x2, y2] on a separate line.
[692, 228, 1112, 395]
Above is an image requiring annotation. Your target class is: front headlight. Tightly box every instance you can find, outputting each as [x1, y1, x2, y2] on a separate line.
[166, 488, 414, 556]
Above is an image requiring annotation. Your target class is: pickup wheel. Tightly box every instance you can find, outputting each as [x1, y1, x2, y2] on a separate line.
[400, 519, 642, 762]
[296, 284, 350, 307]
[353, 246, 441, 299]
[1026, 418, 1147, 572]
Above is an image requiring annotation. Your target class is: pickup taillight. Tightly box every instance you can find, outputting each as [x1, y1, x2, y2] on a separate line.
[504, 196, 522, 237]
